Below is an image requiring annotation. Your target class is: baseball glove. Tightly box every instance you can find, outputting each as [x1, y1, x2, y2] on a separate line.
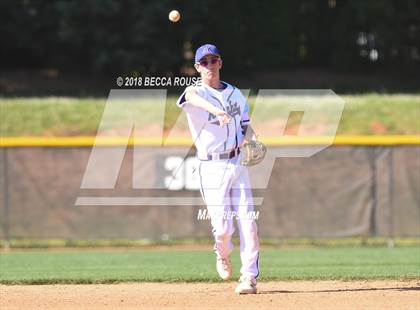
[240, 139, 267, 166]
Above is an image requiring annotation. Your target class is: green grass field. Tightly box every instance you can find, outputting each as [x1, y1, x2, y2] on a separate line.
[1, 94, 419, 136]
[1, 247, 419, 285]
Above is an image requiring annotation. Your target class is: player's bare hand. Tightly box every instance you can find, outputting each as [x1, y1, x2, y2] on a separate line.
[216, 111, 231, 126]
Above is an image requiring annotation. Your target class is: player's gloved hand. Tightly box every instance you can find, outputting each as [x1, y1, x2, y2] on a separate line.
[216, 111, 231, 127]
[240, 139, 267, 166]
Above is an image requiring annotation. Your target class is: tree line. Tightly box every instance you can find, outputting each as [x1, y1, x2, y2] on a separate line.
[1, 0, 419, 77]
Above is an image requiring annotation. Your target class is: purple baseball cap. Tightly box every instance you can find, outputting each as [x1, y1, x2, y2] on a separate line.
[194, 44, 221, 63]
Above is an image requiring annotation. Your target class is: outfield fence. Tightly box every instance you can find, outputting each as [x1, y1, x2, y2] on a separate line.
[0, 136, 419, 246]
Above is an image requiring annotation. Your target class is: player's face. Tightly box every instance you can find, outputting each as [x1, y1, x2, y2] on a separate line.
[195, 55, 222, 79]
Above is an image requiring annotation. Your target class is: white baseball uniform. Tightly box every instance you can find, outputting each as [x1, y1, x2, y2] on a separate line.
[177, 80, 260, 279]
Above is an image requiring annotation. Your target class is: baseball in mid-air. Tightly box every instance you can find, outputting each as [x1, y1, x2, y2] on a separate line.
[169, 10, 181, 22]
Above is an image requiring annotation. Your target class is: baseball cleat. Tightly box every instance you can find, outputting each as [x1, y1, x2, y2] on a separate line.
[235, 276, 257, 294]
[216, 257, 232, 280]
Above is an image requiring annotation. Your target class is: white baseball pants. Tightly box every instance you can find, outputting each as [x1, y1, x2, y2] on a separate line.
[198, 155, 260, 278]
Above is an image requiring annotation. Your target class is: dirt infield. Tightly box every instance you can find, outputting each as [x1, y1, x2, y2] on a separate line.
[1, 280, 419, 310]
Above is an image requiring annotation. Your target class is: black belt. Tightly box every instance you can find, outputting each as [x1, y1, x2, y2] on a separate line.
[207, 148, 240, 160]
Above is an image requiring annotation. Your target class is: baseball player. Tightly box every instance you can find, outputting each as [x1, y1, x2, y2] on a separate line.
[176, 44, 260, 294]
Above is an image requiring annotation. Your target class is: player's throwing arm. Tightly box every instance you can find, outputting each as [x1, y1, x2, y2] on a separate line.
[185, 90, 232, 127]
